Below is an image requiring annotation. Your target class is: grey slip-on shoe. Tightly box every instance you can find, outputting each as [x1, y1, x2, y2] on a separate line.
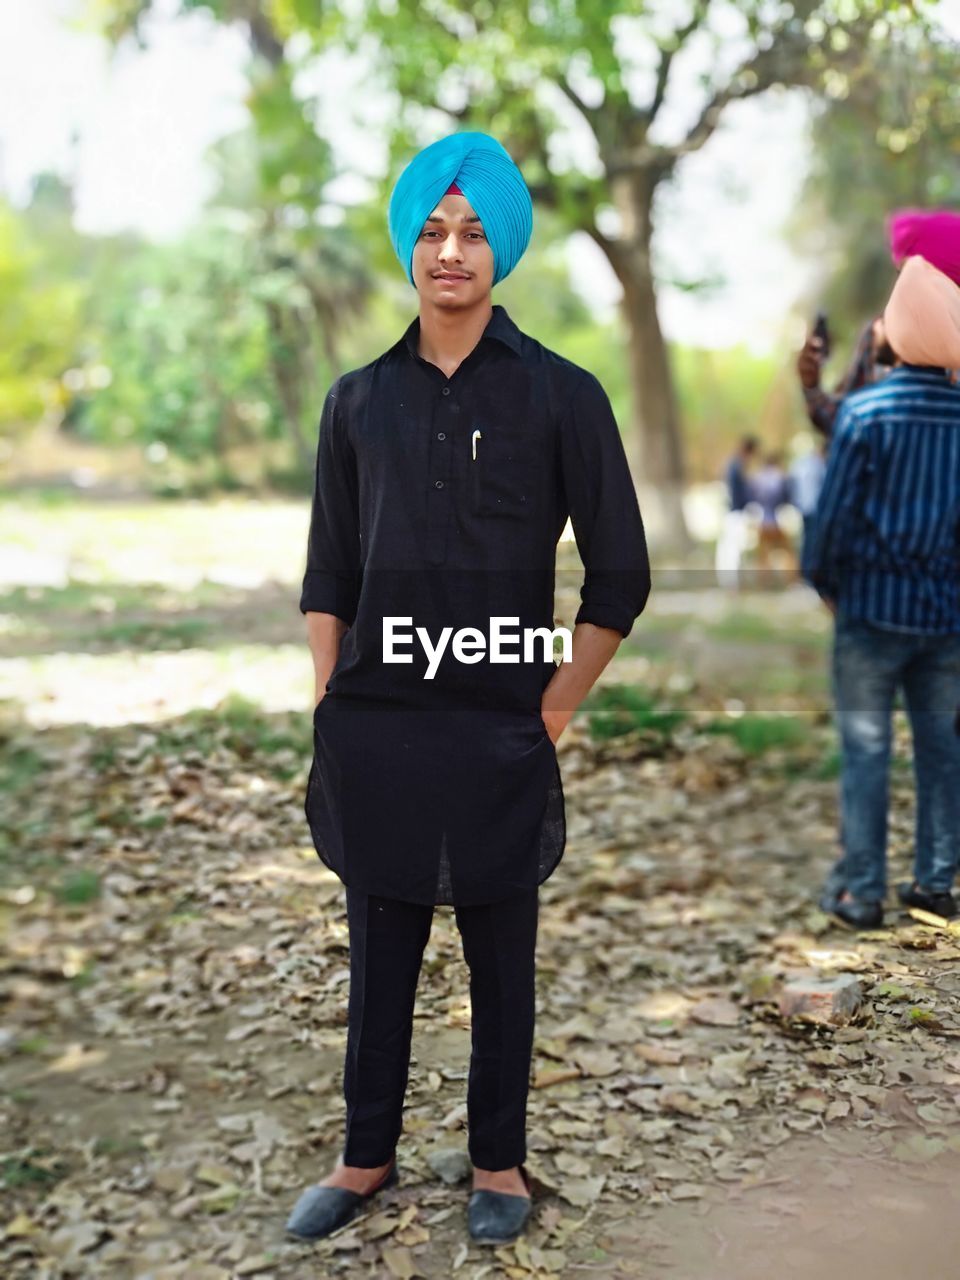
[467, 1164, 533, 1245]
[285, 1159, 399, 1241]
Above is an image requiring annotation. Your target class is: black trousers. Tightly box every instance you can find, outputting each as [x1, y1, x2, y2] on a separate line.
[341, 884, 539, 1171]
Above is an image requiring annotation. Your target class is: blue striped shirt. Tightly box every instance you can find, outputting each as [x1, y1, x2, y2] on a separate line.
[802, 365, 960, 635]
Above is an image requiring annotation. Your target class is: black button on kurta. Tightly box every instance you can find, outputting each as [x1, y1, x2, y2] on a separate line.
[300, 304, 651, 906]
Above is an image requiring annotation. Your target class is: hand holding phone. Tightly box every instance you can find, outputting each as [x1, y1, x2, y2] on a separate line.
[798, 310, 831, 389]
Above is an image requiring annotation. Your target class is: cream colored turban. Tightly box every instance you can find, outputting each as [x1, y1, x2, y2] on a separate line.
[883, 254, 960, 369]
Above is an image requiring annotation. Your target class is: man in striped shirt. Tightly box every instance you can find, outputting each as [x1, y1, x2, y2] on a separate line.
[803, 362, 960, 929]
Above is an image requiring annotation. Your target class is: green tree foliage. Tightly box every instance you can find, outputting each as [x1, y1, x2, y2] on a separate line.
[204, 120, 374, 470]
[0, 185, 85, 435]
[80, 216, 279, 466]
[77, 0, 377, 476]
[794, 18, 959, 335]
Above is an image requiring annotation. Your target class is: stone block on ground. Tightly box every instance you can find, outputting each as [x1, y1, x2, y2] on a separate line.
[778, 974, 864, 1025]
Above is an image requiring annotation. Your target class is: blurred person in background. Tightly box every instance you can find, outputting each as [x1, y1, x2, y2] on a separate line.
[715, 434, 759, 588]
[797, 315, 898, 439]
[751, 451, 796, 584]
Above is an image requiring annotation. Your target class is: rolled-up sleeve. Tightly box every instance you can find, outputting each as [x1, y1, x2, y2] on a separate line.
[299, 377, 363, 624]
[559, 371, 651, 639]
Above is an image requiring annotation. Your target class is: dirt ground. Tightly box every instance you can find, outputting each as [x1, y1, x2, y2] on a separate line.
[3, 502, 960, 1279]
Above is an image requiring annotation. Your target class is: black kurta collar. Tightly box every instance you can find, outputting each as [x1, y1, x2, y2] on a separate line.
[394, 303, 524, 363]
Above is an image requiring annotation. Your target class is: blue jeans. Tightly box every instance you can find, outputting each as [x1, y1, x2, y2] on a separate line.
[826, 618, 960, 903]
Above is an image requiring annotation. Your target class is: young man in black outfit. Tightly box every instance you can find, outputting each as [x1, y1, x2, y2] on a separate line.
[285, 130, 650, 1245]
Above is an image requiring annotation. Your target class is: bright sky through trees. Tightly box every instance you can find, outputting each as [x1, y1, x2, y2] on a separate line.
[2, 1, 956, 351]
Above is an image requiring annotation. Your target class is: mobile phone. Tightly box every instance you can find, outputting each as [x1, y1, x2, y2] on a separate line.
[812, 310, 831, 359]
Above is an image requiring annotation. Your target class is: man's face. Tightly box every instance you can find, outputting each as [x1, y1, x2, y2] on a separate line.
[411, 193, 495, 306]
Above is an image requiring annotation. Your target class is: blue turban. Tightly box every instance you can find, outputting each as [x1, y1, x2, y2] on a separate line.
[387, 131, 533, 289]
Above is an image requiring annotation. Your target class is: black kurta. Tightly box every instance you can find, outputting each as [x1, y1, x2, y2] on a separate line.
[300, 303, 650, 906]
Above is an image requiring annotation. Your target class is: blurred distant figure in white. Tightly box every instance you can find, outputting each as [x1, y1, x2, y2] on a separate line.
[788, 436, 827, 565]
[715, 435, 758, 588]
[752, 452, 797, 585]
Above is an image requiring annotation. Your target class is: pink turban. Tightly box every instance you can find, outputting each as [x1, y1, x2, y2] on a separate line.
[883, 255, 960, 368]
[888, 209, 960, 286]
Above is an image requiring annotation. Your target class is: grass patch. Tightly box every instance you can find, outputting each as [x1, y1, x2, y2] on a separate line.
[13, 1035, 50, 1056]
[705, 713, 808, 757]
[0, 738, 47, 791]
[747, 664, 829, 699]
[90, 617, 214, 649]
[704, 614, 805, 644]
[53, 869, 101, 906]
[69, 962, 98, 988]
[134, 812, 168, 830]
[0, 579, 231, 617]
[89, 738, 120, 771]
[1, 1149, 69, 1189]
[151, 694, 310, 780]
[583, 685, 688, 743]
[636, 610, 828, 647]
[810, 749, 842, 780]
[0, 731, 53, 879]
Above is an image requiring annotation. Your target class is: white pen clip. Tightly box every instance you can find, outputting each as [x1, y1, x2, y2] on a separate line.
[471, 429, 482, 461]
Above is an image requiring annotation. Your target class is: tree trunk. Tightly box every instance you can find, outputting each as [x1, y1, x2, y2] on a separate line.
[602, 171, 691, 551]
[619, 259, 690, 550]
[265, 300, 314, 472]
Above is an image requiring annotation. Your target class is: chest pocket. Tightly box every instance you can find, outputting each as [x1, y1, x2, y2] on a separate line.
[469, 425, 538, 518]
